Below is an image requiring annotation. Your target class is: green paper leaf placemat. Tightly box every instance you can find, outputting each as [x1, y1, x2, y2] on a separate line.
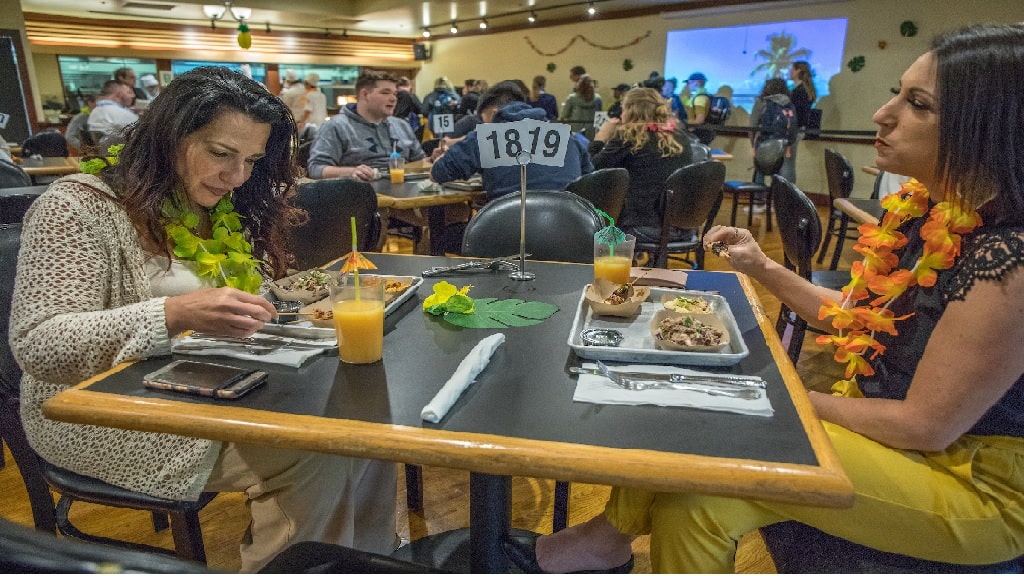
[443, 298, 559, 328]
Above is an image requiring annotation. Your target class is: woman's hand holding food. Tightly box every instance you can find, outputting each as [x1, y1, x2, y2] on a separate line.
[703, 225, 769, 277]
[165, 287, 277, 338]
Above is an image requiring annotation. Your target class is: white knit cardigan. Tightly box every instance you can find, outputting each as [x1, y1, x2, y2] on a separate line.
[10, 174, 219, 501]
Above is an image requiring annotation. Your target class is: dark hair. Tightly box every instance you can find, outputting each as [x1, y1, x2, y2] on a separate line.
[760, 78, 790, 98]
[931, 23, 1024, 224]
[791, 61, 816, 102]
[113, 67, 134, 82]
[570, 65, 586, 77]
[576, 75, 596, 102]
[104, 66, 302, 279]
[355, 70, 398, 94]
[101, 79, 123, 96]
[477, 80, 527, 114]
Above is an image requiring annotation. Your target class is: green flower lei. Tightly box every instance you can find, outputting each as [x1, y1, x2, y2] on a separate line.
[80, 144, 264, 293]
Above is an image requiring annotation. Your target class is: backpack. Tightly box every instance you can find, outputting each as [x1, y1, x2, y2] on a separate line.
[429, 91, 455, 115]
[759, 99, 798, 145]
[705, 96, 731, 125]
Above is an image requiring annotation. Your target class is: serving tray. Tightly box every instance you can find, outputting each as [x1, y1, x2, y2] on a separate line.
[298, 275, 423, 327]
[566, 287, 749, 366]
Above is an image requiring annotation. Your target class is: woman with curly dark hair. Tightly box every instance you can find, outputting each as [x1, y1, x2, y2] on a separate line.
[11, 66, 397, 571]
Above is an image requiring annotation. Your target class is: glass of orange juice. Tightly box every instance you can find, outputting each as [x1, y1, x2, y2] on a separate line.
[593, 233, 635, 286]
[388, 155, 405, 183]
[329, 275, 385, 364]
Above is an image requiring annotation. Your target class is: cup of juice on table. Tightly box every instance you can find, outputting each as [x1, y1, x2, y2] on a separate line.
[329, 275, 385, 364]
[388, 154, 405, 183]
[594, 233, 635, 285]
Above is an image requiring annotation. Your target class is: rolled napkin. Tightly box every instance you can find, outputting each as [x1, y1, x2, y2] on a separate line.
[172, 334, 335, 368]
[573, 362, 774, 417]
[421, 333, 505, 423]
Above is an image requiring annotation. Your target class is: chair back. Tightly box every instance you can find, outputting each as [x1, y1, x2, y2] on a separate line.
[771, 176, 821, 279]
[753, 138, 787, 177]
[823, 148, 855, 203]
[0, 223, 22, 402]
[288, 179, 381, 271]
[0, 160, 32, 189]
[565, 167, 629, 222]
[21, 131, 68, 158]
[689, 142, 712, 164]
[461, 190, 604, 263]
[646, 161, 725, 268]
[1, 194, 39, 225]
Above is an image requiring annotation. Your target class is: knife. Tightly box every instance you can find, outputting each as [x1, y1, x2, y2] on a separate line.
[568, 367, 766, 389]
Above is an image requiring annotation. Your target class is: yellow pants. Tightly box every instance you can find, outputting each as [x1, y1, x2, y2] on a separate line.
[606, 422, 1024, 573]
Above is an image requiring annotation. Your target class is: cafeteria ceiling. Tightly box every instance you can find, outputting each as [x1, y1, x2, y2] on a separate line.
[20, 0, 785, 38]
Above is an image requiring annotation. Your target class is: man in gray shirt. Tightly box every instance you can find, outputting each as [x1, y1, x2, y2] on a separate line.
[307, 70, 425, 180]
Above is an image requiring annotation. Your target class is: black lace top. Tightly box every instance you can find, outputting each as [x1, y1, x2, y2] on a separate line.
[857, 217, 1024, 437]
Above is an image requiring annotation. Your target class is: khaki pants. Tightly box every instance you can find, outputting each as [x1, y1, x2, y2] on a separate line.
[205, 443, 397, 572]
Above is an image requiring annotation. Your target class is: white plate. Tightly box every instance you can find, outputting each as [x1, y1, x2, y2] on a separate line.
[566, 287, 749, 366]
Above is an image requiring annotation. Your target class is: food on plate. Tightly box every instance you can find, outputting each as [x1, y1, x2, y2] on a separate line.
[664, 295, 713, 313]
[710, 241, 730, 258]
[385, 279, 412, 295]
[585, 279, 649, 317]
[655, 315, 724, 347]
[312, 308, 333, 322]
[287, 269, 332, 292]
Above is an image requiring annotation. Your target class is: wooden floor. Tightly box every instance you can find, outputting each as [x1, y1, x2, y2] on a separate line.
[0, 199, 853, 572]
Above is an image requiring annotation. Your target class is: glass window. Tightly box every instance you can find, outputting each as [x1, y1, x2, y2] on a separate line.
[170, 60, 267, 84]
[57, 56, 157, 107]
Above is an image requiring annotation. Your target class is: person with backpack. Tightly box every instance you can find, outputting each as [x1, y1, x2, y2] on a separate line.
[749, 77, 798, 184]
[684, 72, 716, 144]
[421, 77, 460, 136]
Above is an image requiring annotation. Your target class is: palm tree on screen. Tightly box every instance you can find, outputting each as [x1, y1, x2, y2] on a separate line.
[751, 32, 812, 79]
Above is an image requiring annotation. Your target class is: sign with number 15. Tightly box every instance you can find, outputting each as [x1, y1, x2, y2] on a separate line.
[432, 114, 454, 134]
[475, 119, 571, 168]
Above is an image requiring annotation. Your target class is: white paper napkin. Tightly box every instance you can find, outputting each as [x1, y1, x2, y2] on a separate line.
[421, 333, 505, 423]
[171, 335, 335, 368]
[573, 362, 774, 417]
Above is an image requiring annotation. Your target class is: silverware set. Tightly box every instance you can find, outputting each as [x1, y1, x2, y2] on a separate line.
[176, 333, 335, 355]
[569, 360, 765, 401]
[422, 255, 527, 277]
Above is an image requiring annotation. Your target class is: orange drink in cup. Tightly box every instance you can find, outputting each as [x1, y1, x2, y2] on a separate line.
[330, 275, 385, 364]
[594, 233, 635, 285]
[388, 155, 405, 183]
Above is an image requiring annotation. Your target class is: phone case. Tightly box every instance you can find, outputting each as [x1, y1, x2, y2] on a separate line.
[143, 360, 267, 399]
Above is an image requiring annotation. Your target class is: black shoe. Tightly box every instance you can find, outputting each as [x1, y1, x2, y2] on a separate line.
[502, 536, 635, 574]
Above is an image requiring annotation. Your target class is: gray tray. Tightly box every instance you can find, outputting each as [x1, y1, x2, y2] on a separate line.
[566, 287, 750, 366]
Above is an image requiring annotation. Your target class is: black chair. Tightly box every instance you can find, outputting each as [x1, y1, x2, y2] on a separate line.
[689, 142, 712, 164]
[565, 167, 629, 222]
[0, 159, 32, 189]
[0, 516, 435, 574]
[770, 177, 851, 364]
[761, 521, 1024, 574]
[816, 148, 857, 270]
[0, 223, 216, 563]
[722, 138, 786, 232]
[20, 130, 69, 158]
[461, 190, 604, 263]
[288, 179, 382, 270]
[1, 194, 39, 224]
[635, 161, 726, 269]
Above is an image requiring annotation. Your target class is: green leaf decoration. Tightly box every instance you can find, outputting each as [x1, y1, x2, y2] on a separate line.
[623, 58, 633, 72]
[595, 225, 626, 247]
[900, 20, 918, 38]
[443, 298, 558, 328]
[546, 62, 557, 73]
[847, 55, 865, 73]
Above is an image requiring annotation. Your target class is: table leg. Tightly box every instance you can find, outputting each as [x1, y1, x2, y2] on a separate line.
[469, 472, 511, 572]
[427, 205, 447, 256]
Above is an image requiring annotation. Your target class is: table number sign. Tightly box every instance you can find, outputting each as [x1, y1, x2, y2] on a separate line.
[475, 119, 571, 169]
[0, 112, 9, 130]
[432, 114, 455, 134]
[593, 111, 609, 131]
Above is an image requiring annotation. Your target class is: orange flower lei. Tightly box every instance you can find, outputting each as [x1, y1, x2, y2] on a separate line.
[816, 179, 983, 379]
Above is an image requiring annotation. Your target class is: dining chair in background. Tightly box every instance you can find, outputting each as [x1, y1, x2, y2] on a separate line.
[20, 130, 69, 158]
[770, 177, 851, 364]
[722, 138, 786, 232]
[461, 190, 604, 263]
[0, 159, 32, 189]
[689, 141, 712, 164]
[634, 160, 726, 269]
[287, 179, 382, 270]
[816, 148, 857, 270]
[0, 223, 217, 562]
[1, 194, 39, 225]
[565, 167, 629, 223]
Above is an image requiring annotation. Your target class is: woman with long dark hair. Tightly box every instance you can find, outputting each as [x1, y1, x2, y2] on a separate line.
[11, 66, 398, 571]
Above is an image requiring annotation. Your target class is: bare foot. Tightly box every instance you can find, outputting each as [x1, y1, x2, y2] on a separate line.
[535, 515, 634, 573]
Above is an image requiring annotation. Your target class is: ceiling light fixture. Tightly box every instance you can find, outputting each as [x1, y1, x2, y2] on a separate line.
[450, 22, 459, 34]
[422, 27, 431, 38]
[479, 18, 488, 29]
[528, 10, 537, 22]
[587, 2, 597, 16]
[203, 2, 254, 48]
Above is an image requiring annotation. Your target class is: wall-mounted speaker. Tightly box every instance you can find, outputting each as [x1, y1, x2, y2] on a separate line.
[413, 44, 430, 61]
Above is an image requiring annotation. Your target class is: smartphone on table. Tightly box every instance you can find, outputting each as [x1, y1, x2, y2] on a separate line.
[143, 360, 267, 399]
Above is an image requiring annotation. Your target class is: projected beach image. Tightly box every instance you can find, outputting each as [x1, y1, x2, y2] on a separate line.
[664, 18, 848, 112]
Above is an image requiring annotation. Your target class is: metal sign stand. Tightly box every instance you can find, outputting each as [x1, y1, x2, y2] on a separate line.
[508, 153, 535, 281]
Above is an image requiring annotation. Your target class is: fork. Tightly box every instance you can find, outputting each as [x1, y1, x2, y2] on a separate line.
[594, 361, 762, 400]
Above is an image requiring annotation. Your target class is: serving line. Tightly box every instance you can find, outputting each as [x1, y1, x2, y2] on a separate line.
[44, 253, 852, 572]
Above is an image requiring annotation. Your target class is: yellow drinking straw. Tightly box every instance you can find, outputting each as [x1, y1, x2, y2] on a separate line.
[350, 216, 360, 301]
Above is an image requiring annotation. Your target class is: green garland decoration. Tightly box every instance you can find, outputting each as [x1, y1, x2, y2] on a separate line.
[80, 144, 263, 293]
[847, 55, 866, 72]
[524, 31, 652, 57]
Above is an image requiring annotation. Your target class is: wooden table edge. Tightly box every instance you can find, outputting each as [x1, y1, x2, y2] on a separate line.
[833, 197, 880, 226]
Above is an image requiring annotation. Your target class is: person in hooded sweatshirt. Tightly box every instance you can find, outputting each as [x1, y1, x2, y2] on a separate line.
[307, 70, 424, 181]
[430, 101, 593, 201]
